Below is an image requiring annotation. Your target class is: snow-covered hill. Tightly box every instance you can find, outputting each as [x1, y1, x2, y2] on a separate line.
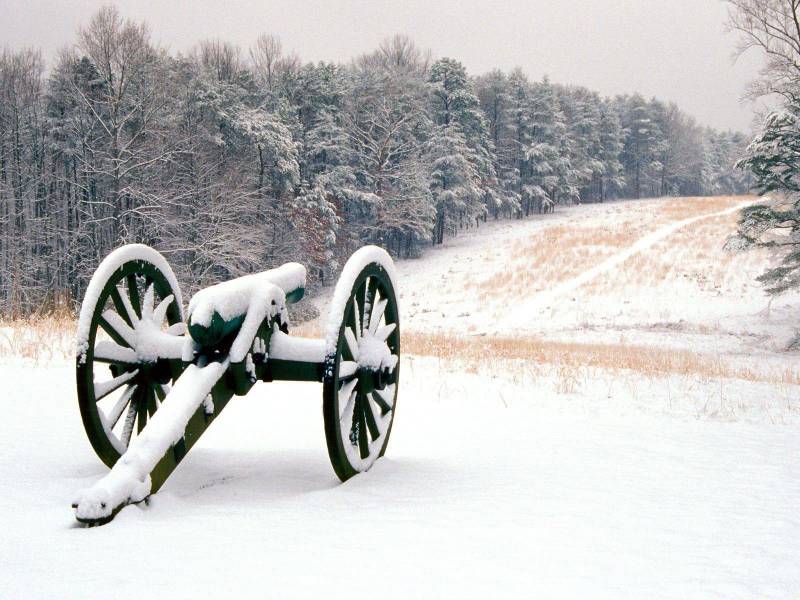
[2, 196, 799, 599]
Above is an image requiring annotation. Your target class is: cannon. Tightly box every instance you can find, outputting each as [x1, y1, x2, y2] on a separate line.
[71, 244, 400, 525]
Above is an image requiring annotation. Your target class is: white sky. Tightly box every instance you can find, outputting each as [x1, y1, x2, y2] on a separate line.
[2, 0, 765, 132]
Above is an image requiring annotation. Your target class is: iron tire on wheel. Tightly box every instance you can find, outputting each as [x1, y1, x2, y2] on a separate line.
[323, 247, 400, 482]
[76, 245, 185, 468]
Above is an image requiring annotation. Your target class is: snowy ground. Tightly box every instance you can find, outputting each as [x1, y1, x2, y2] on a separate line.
[2, 196, 799, 599]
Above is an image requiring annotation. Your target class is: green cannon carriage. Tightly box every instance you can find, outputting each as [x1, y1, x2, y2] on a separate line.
[72, 244, 400, 525]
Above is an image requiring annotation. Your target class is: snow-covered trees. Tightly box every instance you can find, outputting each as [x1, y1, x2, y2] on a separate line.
[342, 49, 431, 254]
[0, 6, 749, 316]
[738, 108, 800, 195]
[596, 99, 626, 200]
[725, 0, 800, 295]
[428, 58, 496, 240]
[728, 105, 800, 293]
[618, 94, 665, 199]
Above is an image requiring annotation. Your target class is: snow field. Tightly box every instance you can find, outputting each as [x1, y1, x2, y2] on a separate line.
[1, 196, 799, 598]
[1, 357, 798, 598]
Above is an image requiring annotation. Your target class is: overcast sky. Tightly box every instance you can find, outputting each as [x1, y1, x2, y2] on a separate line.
[3, 0, 765, 132]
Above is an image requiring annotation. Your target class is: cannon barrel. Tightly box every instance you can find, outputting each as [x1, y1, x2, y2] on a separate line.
[187, 263, 306, 349]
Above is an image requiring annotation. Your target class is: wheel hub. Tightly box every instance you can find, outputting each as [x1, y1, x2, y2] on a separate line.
[138, 360, 172, 385]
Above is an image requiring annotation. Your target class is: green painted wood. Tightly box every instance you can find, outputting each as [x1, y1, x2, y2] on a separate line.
[285, 286, 305, 305]
[322, 262, 401, 481]
[266, 359, 324, 382]
[188, 312, 246, 350]
[77, 258, 184, 469]
[126, 273, 141, 317]
[149, 377, 235, 493]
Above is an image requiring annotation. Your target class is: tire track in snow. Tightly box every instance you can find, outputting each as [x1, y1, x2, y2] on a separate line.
[502, 200, 754, 327]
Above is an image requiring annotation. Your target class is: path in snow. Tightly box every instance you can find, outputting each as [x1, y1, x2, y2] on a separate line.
[499, 200, 755, 329]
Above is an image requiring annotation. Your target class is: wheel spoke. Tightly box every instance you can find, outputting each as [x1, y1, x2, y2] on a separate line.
[344, 327, 359, 361]
[373, 384, 395, 414]
[338, 378, 358, 419]
[118, 285, 139, 326]
[146, 387, 157, 417]
[363, 277, 377, 332]
[120, 396, 138, 447]
[339, 360, 358, 381]
[142, 283, 156, 320]
[357, 395, 369, 459]
[137, 390, 149, 433]
[127, 274, 141, 317]
[154, 384, 168, 409]
[371, 389, 391, 415]
[368, 298, 388, 335]
[152, 294, 174, 327]
[94, 369, 138, 401]
[362, 392, 380, 441]
[352, 295, 362, 341]
[109, 286, 133, 327]
[94, 340, 137, 365]
[354, 280, 367, 337]
[106, 384, 137, 429]
[98, 315, 130, 349]
[100, 310, 137, 348]
[375, 322, 396, 342]
[339, 388, 357, 433]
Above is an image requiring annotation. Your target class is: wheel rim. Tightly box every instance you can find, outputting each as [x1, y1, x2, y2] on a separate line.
[77, 259, 184, 468]
[324, 263, 400, 481]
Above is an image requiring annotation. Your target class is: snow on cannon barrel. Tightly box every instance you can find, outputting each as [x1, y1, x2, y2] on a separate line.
[186, 263, 306, 352]
[71, 244, 400, 525]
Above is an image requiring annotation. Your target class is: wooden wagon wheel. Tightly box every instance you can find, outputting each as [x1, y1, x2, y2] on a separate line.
[76, 245, 185, 468]
[323, 249, 400, 481]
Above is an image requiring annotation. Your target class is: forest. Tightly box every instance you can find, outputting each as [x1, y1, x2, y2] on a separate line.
[0, 6, 751, 317]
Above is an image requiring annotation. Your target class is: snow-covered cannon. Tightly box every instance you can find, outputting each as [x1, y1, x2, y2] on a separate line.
[72, 244, 400, 525]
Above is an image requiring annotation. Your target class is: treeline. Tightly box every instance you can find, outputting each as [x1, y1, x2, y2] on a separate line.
[0, 6, 750, 316]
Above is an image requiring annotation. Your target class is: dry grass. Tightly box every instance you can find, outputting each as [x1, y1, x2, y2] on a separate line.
[290, 320, 323, 338]
[0, 311, 75, 363]
[654, 195, 750, 221]
[403, 330, 800, 386]
[465, 196, 751, 303]
[467, 222, 641, 298]
[3, 313, 797, 394]
[585, 204, 768, 295]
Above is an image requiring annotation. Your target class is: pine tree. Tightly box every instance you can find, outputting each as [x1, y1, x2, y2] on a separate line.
[728, 106, 800, 294]
[619, 94, 665, 198]
[560, 87, 604, 202]
[426, 125, 485, 244]
[597, 100, 626, 201]
[428, 58, 498, 230]
[474, 69, 520, 217]
[525, 78, 576, 212]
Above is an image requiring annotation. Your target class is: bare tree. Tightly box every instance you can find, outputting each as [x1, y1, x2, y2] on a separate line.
[0, 47, 46, 311]
[727, 0, 800, 101]
[355, 34, 431, 77]
[76, 5, 172, 244]
[196, 39, 242, 82]
[249, 33, 283, 91]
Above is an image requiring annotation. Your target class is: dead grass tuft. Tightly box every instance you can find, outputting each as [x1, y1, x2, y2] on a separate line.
[0, 310, 75, 363]
[470, 223, 641, 300]
[403, 330, 800, 386]
[468, 196, 754, 303]
[655, 195, 750, 221]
